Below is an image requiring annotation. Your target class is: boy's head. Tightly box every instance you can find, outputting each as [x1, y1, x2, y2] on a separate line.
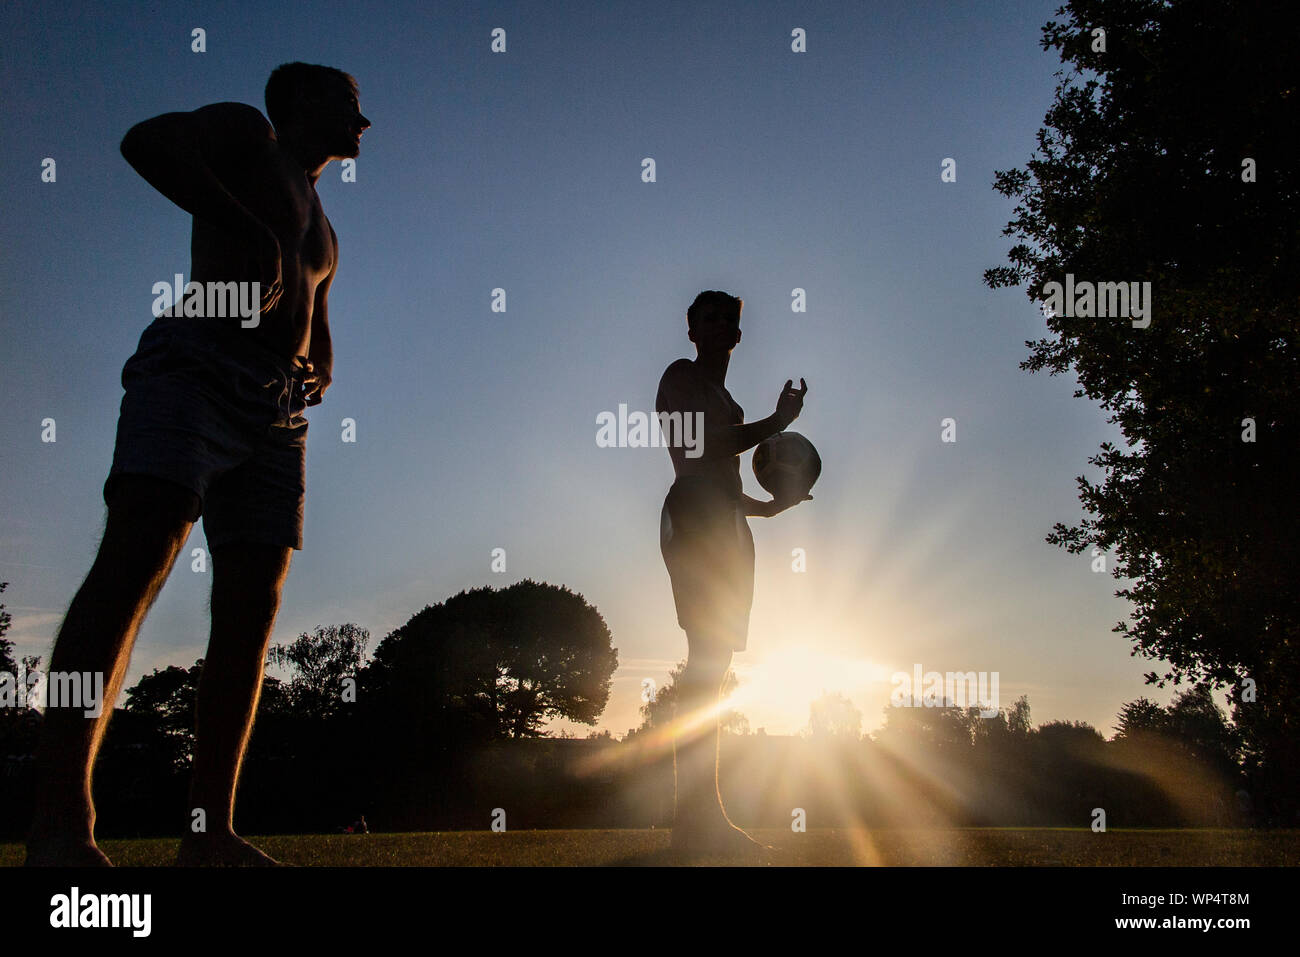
[687, 290, 743, 354]
[265, 62, 368, 159]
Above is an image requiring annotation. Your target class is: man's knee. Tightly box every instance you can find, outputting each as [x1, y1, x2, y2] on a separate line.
[681, 634, 731, 697]
[685, 631, 731, 667]
[210, 544, 291, 622]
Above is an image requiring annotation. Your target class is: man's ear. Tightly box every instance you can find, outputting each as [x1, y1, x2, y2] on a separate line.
[734, 328, 742, 346]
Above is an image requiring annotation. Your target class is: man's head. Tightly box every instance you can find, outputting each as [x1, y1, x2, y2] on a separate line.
[265, 62, 369, 161]
[687, 290, 743, 356]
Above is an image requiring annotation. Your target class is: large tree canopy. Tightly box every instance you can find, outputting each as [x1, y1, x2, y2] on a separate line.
[366, 580, 618, 740]
[985, 0, 1299, 816]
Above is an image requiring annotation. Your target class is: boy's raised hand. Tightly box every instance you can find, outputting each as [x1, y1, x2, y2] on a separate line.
[775, 377, 808, 428]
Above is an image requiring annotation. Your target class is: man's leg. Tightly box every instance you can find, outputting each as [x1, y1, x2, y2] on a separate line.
[25, 476, 197, 866]
[176, 542, 290, 866]
[671, 633, 733, 846]
[672, 631, 770, 856]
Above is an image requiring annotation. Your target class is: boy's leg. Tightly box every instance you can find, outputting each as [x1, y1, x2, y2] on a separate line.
[176, 542, 291, 866]
[175, 346, 305, 866]
[672, 629, 771, 856]
[25, 475, 198, 866]
[671, 634, 732, 845]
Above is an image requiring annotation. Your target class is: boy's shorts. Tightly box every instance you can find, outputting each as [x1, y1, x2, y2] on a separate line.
[104, 316, 309, 550]
[660, 475, 755, 651]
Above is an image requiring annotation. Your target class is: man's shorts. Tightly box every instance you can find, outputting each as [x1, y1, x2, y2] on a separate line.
[660, 475, 755, 651]
[104, 316, 309, 550]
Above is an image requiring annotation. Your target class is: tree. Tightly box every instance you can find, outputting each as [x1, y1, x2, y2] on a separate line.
[1006, 695, 1032, 738]
[1035, 720, 1105, 748]
[122, 658, 290, 767]
[1164, 683, 1241, 772]
[123, 661, 204, 768]
[808, 691, 862, 740]
[267, 623, 370, 721]
[633, 659, 748, 736]
[726, 711, 751, 736]
[365, 580, 618, 740]
[0, 582, 15, 677]
[0, 583, 33, 716]
[984, 0, 1300, 818]
[875, 703, 977, 752]
[1112, 685, 1243, 823]
[1114, 696, 1167, 741]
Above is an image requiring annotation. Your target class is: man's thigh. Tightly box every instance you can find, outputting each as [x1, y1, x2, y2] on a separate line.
[201, 415, 307, 552]
[661, 485, 754, 650]
[100, 474, 200, 570]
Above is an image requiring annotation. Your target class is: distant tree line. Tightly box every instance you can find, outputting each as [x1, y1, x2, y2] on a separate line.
[1, 578, 1260, 839]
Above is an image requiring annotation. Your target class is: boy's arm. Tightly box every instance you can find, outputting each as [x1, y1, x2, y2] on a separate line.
[716, 415, 788, 459]
[725, 378, 807, 456]
[657, 362, 791, 461]
[741, 492, 812, 517]
[304, 223, 337, 406]
[120, 102, 283, 309]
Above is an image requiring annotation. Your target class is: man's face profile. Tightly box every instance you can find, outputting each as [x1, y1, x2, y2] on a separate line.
[689, 306, 742, 356]
[297, 81, 369, 159]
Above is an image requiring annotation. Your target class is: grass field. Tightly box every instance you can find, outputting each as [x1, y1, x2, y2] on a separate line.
[3, 828, 1297, 866]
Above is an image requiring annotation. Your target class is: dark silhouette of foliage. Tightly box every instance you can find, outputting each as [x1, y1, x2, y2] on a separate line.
[984, 0, 1300, 821]
[627, 658, 748, 738]
[123, 661, 204, 769]
[1115, 696, 1167, 740]
[1116, 683, 1240, 779]
[267, 623, 370, 721]
[0, 582, 15, 677]
[0, 587, 1254, 835]
[365, 580, 618, 740]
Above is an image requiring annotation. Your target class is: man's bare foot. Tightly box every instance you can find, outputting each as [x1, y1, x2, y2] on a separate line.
[176, 832, 282, 867]
[25, 838, 113, 867]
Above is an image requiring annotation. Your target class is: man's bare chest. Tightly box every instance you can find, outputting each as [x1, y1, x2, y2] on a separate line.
[213, 150, 334, 280]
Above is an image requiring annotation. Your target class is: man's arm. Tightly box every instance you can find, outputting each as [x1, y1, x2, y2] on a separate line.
[658, 363, 804, 461]
[725, 379, 807, 456]
[741, 492, 812, 518]
[120, 102, 283, 309]
[303, 224, 337, 406]
[714, 415, 788, 460]
[658, 361, 777, 462]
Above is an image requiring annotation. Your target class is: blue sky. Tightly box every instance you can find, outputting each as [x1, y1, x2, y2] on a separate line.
[0, 0, 1167, 737]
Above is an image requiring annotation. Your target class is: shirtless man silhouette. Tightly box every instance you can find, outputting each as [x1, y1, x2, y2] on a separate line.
[25, 62, 368, 866]
[657, 290, 809, 857]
